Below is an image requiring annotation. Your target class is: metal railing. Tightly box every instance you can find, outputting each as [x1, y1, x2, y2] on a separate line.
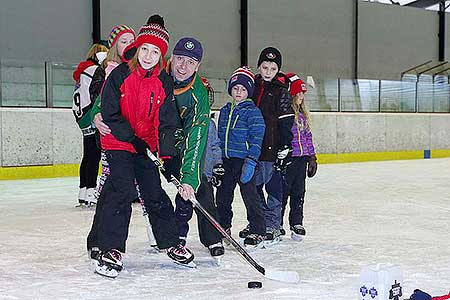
[1, 59, 450, 113]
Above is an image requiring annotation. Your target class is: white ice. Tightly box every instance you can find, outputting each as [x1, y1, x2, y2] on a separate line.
[1, 158, 449, 300]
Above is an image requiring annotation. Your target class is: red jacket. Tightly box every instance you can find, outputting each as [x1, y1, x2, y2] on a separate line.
[100, 62, 178, 157]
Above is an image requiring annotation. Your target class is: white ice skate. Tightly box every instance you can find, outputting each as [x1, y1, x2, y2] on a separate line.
[94, 249, 123, 278]
[166, 243, 196, 268]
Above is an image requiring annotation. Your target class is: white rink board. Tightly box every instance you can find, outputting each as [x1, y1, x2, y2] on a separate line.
[1, 158, 449, 299]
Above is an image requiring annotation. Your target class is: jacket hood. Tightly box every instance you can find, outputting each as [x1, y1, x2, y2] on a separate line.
[73, 59, 96, 82]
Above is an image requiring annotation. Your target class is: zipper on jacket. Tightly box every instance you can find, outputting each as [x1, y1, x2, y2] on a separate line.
[225, 103, 235, 158]
[232, 115, 240, 128]
[148, 92, 154, 116]
[256, 81, 265, 107]
[297, 119, 303, 156]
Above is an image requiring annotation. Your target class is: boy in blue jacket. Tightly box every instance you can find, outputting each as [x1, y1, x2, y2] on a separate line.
[216, 67, 266, 247]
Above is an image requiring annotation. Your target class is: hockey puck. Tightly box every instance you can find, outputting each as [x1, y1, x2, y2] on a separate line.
[248, 281, 262, 289]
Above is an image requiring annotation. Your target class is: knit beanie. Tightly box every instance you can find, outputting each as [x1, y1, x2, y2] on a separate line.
[257, 47, 282, 70]
[107, 24, 136, 48]
[228, 66, 255, 97]
[173, 37, 203, 62]
[286, 72, 307, 96]
[135, 15, 170, 57]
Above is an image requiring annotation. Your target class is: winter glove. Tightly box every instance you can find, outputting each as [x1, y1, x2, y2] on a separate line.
[211, 163, 225, 187]
[274, 145, 293, 171]
[409, 289, 432, 300]
[240, 158, 257, 184]
[307, 155, 317, 178]
[130, 136, 150, 155]
[161, 157, 180, 183]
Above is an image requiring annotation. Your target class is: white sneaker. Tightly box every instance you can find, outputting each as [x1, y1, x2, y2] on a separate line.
[86, 188, 97, 206]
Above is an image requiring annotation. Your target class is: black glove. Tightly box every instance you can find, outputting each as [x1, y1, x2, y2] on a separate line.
[161, 157, 180, 183]
[130, 136, 149, 154]
[307, 155, 317, 178]
[211, 163, 225, 187]
[274, 145, 293, 171]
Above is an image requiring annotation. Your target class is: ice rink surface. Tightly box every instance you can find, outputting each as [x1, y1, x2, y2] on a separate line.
[1, 158, 449, 300]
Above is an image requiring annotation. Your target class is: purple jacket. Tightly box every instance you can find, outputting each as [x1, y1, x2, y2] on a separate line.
[291, 113, 315, 157]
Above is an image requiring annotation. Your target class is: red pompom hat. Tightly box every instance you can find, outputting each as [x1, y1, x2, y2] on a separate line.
[135, 15, 170, 57]
[286, 73, 307, 96]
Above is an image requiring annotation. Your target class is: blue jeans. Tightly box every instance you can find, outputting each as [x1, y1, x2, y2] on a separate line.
[254, 161, 283, 231]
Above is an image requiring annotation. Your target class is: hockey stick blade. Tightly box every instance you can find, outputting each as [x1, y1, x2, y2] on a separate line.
[146, 150, 300, 284]
[264, 268, 300, 284]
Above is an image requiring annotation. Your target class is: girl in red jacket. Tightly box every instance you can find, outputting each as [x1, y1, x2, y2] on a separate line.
[89, 15, 194, 278]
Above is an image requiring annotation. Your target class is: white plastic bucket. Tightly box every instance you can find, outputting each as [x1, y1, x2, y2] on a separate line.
[358, 263, 403, 300]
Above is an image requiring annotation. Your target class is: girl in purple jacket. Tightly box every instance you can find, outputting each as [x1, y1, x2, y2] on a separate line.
[281, 73, 318, 241]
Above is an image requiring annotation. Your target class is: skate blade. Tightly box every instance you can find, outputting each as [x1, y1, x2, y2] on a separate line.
[263, 237, 282, 247]
[291, 232, 304, 242]
[147, 245, 164, 254]
[94, 264, 119, 278]
[211, 256, 223, 266]
[174, 261, 197, 269]
[244, 242, 265, 251]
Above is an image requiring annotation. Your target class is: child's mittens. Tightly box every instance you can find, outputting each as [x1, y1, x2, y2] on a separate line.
[240, 158, 257, 184]
[274, 145, 293, 171]
[307, 155, 317, 178]
[211, 163, 225, 187]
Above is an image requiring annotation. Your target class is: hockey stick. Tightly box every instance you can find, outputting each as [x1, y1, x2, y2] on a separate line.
[147, 150, 300, 284]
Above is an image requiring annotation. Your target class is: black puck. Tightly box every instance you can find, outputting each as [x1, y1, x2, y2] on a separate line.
[248, 281, 262, 289]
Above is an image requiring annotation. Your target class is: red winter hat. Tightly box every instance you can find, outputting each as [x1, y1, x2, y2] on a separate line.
[135, 15, 170, 57]
[286, 72, 307, 96]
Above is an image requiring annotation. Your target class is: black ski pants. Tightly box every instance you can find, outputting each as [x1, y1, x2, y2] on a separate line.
[79, 134, 101, 189]
[87, 150, 179, 252]
[216, 158, 265, 235]
[281, 156, 307, 227]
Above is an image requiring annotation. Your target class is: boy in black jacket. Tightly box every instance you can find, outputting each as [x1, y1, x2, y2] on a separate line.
[247, 47, 295, 244]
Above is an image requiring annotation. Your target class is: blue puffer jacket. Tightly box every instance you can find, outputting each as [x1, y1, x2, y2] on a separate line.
[218, 99, 265, 161]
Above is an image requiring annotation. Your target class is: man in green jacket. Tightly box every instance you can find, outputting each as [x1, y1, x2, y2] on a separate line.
[163, 37, 224, 257]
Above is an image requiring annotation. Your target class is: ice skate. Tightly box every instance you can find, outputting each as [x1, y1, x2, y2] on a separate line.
[88, 247, 101, 270]
[208, 242, 225, 265]
[76, 187, 88, 207]
[238, 224, 251, 239]
[85, 188, 97, 207]
[290, 225, 306, 241]
[243, 233, 265, 249]
[264, 228, 282, 247]
[166, 243, 196, 268]
[94, 249, 123, 278]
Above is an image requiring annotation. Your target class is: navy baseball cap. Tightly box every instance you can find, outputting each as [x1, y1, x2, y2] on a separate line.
[172, 37, 203, 62]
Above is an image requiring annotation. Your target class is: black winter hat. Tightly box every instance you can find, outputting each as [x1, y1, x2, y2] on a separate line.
[257, 47, 282, 70]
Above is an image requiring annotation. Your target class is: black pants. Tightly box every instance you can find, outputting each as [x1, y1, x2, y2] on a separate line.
[79, 135, 101, 189]
[216, 158, 265, 235]
[281, 156, 307, 227]
[87, 150, 179, 252]
[175, 175, 222, 247]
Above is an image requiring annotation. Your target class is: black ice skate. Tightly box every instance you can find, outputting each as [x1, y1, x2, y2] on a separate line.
[166, 243, 195, 268]
[243, 233, 265, 249]
[290, 225, 306, 241]
[208, 242, 225, 265]
[94, 249, 123, 278]
[264, 228, 282, 247]
[239, 224, 250, 239]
